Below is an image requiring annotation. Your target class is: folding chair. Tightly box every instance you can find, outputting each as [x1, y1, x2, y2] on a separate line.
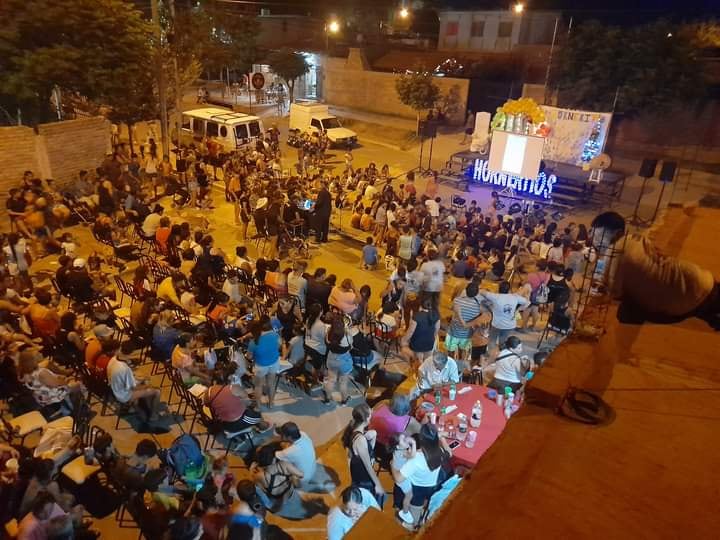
[537, 311, 572, 348]
[189, 394, 256, 460]
[61, 425, 106, 485]
[372, 320, 400, 363]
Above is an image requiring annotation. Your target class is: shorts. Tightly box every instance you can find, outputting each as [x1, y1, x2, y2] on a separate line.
[445, 334, 471, 352]
[254, 362, 279, 377]
[221, 409, 262, 432]
[471, 344, 488, 361]
[304, 346, 326, 370]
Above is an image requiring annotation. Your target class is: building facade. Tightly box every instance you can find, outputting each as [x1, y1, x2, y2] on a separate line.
[438, 10, 561, 52]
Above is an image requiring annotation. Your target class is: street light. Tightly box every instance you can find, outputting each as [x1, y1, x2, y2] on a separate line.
[513, 3, 524, 14]
[400, 8, 409, 18]
[326, 20, 340, 51]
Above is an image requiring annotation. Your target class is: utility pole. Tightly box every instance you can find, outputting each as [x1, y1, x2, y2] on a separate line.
[169, 0, 182, 153]
[152, 0, 169, 157]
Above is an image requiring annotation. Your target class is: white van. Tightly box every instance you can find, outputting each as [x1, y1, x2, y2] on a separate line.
[177, 107, 265, 151]
[289, 103, 357, 148]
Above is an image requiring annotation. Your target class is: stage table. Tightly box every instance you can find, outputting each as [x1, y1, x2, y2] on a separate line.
[420, 383, 506, 469]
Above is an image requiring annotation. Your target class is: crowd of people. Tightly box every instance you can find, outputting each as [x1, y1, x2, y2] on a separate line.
[0, 122, 602, 540]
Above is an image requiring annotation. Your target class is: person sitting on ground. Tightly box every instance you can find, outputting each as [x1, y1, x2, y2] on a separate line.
[361, 237, 378, 270]
[327, 485, 380, 540]
[276, 422, 335, 493]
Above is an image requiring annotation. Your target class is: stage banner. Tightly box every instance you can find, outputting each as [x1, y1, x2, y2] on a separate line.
[540, 106, 612, 165]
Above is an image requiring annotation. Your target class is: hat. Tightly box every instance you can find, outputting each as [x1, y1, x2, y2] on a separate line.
[72, 258, 87, 268]
[256, 197, 268, 210]
[93, 324, 113, 339]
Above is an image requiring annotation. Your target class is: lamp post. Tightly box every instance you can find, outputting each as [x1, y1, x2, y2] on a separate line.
[326, 20, 340, 51]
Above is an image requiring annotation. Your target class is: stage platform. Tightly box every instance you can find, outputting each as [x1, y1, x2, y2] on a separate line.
[418, 204, 720, 539]
[438, 150, 626, 209]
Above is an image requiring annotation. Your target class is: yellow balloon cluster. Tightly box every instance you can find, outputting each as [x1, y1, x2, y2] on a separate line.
[501, 98, 545, 125]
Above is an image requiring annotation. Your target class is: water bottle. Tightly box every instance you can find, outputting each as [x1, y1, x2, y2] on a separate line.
[470, 400, 482, 428]
[457, 420, 468, 441]
[83, 447, 95, 465]
[504, 398, 513, 419]
[495, 393, 504, 407]
[449, 383, 457, 401]
[465, 430, 477, 448]
[434, 389, 442, 406]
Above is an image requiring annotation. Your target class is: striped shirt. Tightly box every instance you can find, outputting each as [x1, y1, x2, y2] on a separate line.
[449, 294, 484, 338]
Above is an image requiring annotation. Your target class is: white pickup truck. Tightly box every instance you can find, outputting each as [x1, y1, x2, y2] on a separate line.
[289, 102, 357, 148]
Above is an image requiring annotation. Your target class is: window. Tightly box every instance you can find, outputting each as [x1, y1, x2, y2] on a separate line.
[445, 21, 459, 37]
[206, 121, 219, 137]
[498, 22, 513, 38]
[181, 115, 191, 131]
[311, 118, 322, 130]
[220, 125, 228, 138]
[248, 121, 261, 137]
[471, 21, 485, 37]
[193, 119, 204, 136]
[235, 124, 248, 140]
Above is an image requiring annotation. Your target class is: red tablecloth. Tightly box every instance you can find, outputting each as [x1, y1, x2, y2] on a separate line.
[421, 383, 506, 469]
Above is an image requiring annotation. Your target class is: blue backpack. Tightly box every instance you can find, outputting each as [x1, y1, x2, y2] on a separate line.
[164, 434, 204, 477]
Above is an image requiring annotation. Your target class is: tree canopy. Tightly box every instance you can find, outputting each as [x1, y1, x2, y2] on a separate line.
[266, 49, 310, 102]
[396, 71, 441, 116]
[0, 0, 152, 124]
[554, 20, 706, 113]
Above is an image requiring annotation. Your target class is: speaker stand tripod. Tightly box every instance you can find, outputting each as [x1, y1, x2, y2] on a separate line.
[627, 175, 652, 227]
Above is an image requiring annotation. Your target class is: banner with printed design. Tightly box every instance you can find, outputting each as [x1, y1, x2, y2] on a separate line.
[540, 106, 612, 165]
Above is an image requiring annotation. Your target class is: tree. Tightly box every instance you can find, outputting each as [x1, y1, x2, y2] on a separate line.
[265, 49, 310, 103]
[0, 0, 152, 125]
[395, 70, 441, 133]
[555, 20, 706, 113]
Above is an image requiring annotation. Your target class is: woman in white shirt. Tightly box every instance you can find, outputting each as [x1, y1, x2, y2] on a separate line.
[304, 303, 329, 384]
[490, 335, 533, 393]
[391, 424, 450, 527]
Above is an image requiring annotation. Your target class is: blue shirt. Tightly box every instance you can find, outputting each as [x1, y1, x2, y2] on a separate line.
[248, 331, 281, 366]
[362, 245, 378, 265]
[152, 326, 180, 359]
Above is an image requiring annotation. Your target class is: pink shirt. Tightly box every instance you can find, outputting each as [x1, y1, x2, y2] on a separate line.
[17, 503, 66, 540]
[329, 287, 357, 314]
[527, 271, 550, 292]
[369, 404, 410, 446]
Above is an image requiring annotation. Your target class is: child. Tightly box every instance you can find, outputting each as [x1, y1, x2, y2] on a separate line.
[392, 433, 415, 524]
[361, 237, 378, 270]
[60, 233, 78, 259]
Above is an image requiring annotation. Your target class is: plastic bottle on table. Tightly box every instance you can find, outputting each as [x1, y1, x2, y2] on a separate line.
[495, 392, 504, 407]
[465, 430, 477, 448]
[504, 396, 514, 419]
[449, 383, 457, 401]
[470, 400, 483, 428]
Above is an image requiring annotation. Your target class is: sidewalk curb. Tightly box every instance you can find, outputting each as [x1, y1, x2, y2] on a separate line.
[358, 137, 406, 152]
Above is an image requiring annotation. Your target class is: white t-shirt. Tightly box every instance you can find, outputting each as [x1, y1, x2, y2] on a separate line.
[400, 451, 440, 487]
[493, 349, 525, 384]
[547, 246, 564, 264]
[420, 260, 445, 293]
[276, 432, 317, 480]
[107, 357, 136, 403]
[327, 487, 379, 540]
[222, 279, 243, 304]
[481, 292, 530, 330]
[305, 318, 329, 355]
[142, 213, 162, 236]
[425, 199, 440, 217]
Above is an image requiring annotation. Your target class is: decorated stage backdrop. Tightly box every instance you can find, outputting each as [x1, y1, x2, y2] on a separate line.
[540, 106, 612, 166]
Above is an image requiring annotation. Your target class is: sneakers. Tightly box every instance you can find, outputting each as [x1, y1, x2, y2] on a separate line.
[398, 510, 414, 524]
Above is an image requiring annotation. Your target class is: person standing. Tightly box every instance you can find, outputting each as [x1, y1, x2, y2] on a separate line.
[419, 249, 445, 309]
[480, 281, 530, 353]
[313, 181, 332, 243]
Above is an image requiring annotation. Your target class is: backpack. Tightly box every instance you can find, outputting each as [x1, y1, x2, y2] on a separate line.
[531, 282, 550, 304]
[163, 434, 205, 477]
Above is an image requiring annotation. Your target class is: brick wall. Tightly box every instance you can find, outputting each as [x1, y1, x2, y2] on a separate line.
[38, 117, 111, 188]
[0, 117, 110, 227]
[324, 49, 469, 125]
[0, 126, 40, 200]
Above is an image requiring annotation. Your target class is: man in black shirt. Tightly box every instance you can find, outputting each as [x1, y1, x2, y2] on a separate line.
[313, 181, 332, 243]
[306, 268, 332, 310]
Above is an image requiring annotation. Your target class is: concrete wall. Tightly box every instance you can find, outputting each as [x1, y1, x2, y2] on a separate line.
[324, 49, 469, 125]
[438, 10, 559, 52]
[0, 117, 110, 220]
